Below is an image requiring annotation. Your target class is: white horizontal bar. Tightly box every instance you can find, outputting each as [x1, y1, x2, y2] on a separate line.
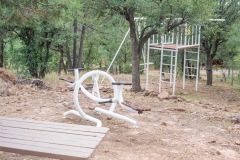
[161, 72, 172, 75]
[184, 74, 196, 77]
[140, 62, 154, 65]
[185, 59, 198, 62]
[162, 54, 172, 57]
[186, 51, 199, 54]
[160, 80, 173, 83]
[185, 67, 197, 69]
[209, 19, 225, 21]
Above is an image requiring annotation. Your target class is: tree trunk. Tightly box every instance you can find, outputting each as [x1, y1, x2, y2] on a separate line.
[58, 49, 66, 75]
[65, 40, 73, 69]
[227, 60, 231, 79]
[0, 39, 3, 68]
[58, 53, 62, 75]
[39, 40, 51, 78]
[128, 12, 141, 92]
[206, 52, 213, 85]
[78, 13, 87, 68]
[72, 19, 78, 68]
[77, 24, 86, 68]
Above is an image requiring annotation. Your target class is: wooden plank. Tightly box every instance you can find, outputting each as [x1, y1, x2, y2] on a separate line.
[150, 44, 199, 50]
[0, 130, 100, 149]
[0, 141, 90, 160]
[0, 120, 106, 138]
[0, 117, 109, 133]
[0, 137, 92, 154]
[0, 126, 102, 142]
[0, 117, 109, 160]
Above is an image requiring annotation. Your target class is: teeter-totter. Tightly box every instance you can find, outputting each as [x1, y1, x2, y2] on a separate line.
[61, 69, 150, 127]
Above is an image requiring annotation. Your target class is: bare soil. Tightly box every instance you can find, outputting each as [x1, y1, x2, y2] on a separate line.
[0, 70, 240, 160]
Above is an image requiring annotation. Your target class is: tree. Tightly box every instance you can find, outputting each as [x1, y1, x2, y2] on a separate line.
[224, 23, 240, 80]
[90, 0, 214, 92]
[0, 0, 69, 77]
[201, 0, 240, 85]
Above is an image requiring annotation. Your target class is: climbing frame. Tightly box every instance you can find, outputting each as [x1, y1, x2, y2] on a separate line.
[146, 24, 201, 95]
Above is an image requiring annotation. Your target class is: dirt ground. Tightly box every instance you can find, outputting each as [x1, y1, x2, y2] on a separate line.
[0, 70, 240, 160]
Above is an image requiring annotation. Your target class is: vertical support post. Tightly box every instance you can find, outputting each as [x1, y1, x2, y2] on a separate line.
[153, 34, 155, 44]
[183, 49, 186, 89]
[195, 26, 201, 92]
[146, 38, 150, 90]
[74, 69, 79, 82]
[172, 27, 180, 96]
[191, 26, 194, 45]
[170, 51, 173, 87]
[180, 28, 183, 44]
[159, 36, 164, 93]
[184, 24, 187, 46]
[172, 51, 178, 96]
[172, 31, 174, 43]
[92, 72, 100, 98]
[195, 26, 198, 44]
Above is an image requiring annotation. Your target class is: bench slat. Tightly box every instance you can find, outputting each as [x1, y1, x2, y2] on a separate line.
[0, 131, 99, 149]
[0, 137, 92, 154]
[0, 120, 105, 138]
[0, 126, 102, 142]
[0, 117, 108, 133]
[0, 141, 90, 160]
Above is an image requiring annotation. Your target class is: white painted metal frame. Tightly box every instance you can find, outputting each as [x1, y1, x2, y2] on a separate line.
[146, 25, 201, 95]
[64, 70, 137, 127]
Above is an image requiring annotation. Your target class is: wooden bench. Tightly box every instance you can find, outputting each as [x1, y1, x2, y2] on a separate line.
[0, 117, 109, 160]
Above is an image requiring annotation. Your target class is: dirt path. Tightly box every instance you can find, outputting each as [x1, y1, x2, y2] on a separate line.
[0, 74, 240, 160]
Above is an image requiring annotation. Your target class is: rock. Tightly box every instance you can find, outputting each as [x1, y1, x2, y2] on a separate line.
[235, 140, 240, 145]
[167, 108, 186, 112]
[216, 151, 221, 155]
[157, 91, 169, 100]
[104, 150, 109, 153]
[169, 95, 177, 99]
[161, 122, 167, 126]
[201, 105, 209, 109]
[208, 140, 216, 143]
[62, 102, 70, 106]
[229, 114, 240, 124]
[16, 109, 22, 111]
[177, 97, 186, 102]
[0, 68, 16, 84]
[67, 106, 74, 109]
[149, 91, 158, 97]
[107, 116, 112, 120]
[88, 106, 95, 110]
[8, 87, 17, 96]
[142, 90, 150, 96]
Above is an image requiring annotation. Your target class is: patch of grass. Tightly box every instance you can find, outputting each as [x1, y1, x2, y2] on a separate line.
[43, 72, 67, 86]
[178, 94, 200, 100]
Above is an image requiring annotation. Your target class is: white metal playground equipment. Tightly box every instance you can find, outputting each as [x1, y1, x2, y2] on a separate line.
[106, 18, 202, 96]
[63, 70, 138, 127]
[147, 24, 201, 95]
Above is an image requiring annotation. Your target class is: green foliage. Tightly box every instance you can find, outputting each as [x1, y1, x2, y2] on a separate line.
[0, 0, 221, 83]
